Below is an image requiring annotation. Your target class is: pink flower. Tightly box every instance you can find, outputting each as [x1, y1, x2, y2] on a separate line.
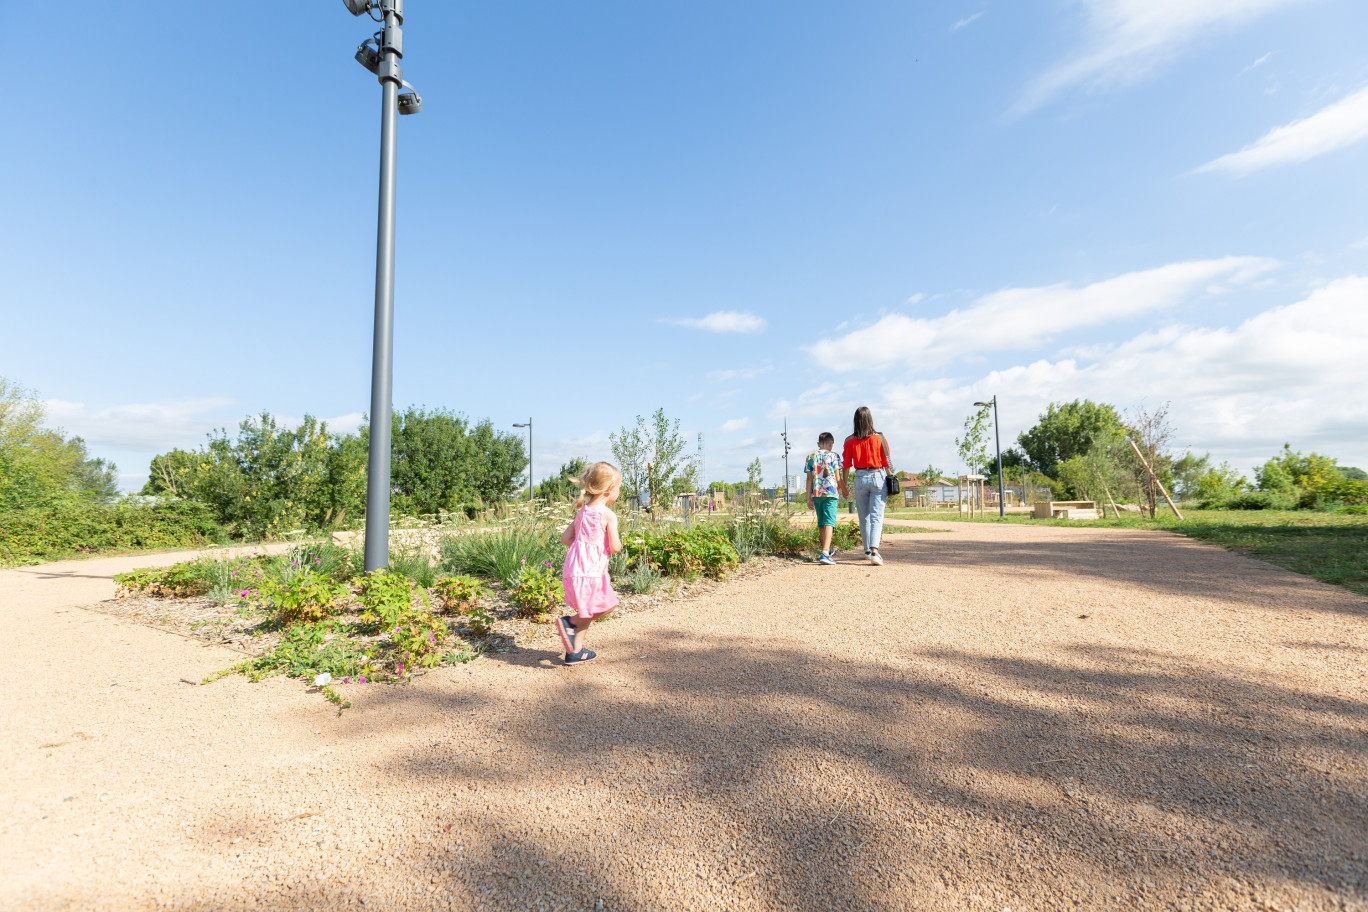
[342, 676, 351, 684]
[359, 676, 367, 683]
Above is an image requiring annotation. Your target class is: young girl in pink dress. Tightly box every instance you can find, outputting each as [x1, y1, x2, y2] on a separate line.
[554, 462, 623, 666]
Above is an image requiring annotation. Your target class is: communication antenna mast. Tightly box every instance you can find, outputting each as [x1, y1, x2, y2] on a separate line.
[697, 432, 706, 494]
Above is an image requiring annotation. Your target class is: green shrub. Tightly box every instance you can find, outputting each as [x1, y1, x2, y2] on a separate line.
[625, 559, 666, 594]
[462, 603, 496, 636]
[439, 527, 565, 587]
[357, 568, 427, 629]
[765, 522, 862, 557]
[1, 499, 227, 564]
[390, 609, 449, 673]
[114, 562, 207, 598]
[286, 542, 360, 581]
[260, 572, 349, 624]
[509, 562, 564, 619]
[432, 575, 489, 613]
[624, 525, 738, 580]
[1301, 477, 1368, 509]
[1226, 491, 1297, 511]
[357, 568, 447, 674]
[229, 621, 377, 683]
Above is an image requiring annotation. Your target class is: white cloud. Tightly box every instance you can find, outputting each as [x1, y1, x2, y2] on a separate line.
[720, 417, 751, 433]
[952, 11, 985, 31]
[665, 311, 767, 334]
[43, 397, 237, 452]
[834, 275, 1368, 476]
[1238, 50, 1273, 76]
[1017, 0, 1305, 113]
[807, 256, 1277, 372]
[906, 293, 927, 305]
[1196, 85, 1368, 176]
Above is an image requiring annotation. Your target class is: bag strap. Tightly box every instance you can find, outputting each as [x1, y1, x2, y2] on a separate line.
[878, 433, 892, 471]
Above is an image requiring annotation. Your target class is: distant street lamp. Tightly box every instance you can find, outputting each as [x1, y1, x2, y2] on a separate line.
[513, 419, 533, 501]
[973, 396, 1006, 518]
[344, 0, 424, 572]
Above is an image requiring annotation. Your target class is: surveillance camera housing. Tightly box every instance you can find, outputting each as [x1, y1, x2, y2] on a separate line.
[343, 0, 372, 15]
[398, 92, 422, 115]
[355, 43, 381, 74]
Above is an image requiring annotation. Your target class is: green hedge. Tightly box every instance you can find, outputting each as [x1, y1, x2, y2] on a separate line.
[0, 500, 228, 564]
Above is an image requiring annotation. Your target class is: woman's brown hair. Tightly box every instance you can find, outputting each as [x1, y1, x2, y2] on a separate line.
[852, 406, 875, 440]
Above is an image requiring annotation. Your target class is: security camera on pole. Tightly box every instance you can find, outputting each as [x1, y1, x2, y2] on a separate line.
[342, 0, 423, 571]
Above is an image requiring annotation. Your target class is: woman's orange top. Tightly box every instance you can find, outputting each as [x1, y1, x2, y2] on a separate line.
[842, 433, 889, 470]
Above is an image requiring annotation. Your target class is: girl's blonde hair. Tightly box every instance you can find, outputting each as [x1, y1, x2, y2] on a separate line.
[573, 461, 623, 509]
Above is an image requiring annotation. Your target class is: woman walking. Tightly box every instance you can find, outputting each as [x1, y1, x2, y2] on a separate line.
[842, 406, 893, 565]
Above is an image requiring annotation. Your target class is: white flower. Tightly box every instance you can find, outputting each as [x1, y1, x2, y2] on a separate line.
[314, 673, 332, 687]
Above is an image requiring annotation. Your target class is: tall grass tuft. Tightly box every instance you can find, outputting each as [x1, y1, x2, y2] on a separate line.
[440, 527, 566, 588]
[387, 545, 440, 588]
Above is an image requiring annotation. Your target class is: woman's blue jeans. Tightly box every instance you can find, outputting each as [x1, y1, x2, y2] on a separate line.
[853, 468, 887, 552]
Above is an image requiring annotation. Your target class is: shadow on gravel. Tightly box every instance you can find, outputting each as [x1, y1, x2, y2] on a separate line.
[900, 529, 1368, 617]
[150, 628, 1368, 912]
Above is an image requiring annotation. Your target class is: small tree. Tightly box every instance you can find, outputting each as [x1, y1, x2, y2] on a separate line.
[610, 409, 694, 508]
[536, 458, 589, 501]
[746, 457, 763, 494]
[1123, 403, 1176, 518]
[919, 463, 947, 483]
[955, 406, 992, 477]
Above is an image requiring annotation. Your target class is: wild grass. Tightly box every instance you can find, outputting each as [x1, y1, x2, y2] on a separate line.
[439, 526, 566, 588]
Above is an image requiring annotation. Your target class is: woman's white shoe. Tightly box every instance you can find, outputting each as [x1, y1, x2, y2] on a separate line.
[869, 549, 883, 566]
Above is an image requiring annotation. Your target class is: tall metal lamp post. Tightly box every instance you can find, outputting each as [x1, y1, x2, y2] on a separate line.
[780, 418, 793, 515]
[344, 0, 424, 572]
[513, 420, 533, 501]
[973, 396, 1006, 518]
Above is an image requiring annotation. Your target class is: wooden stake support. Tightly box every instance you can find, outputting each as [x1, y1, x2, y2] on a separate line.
[1126, 437, 1183, 520]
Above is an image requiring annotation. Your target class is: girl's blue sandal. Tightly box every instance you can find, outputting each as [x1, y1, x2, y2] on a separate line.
[565, 648, 598, 666]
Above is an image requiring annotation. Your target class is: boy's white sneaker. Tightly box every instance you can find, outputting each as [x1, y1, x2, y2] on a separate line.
[869, 549, 883, 566]
[818, 551, 836, 566]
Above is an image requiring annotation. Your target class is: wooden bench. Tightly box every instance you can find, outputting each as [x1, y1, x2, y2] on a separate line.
[1032, 500, 1098, 519]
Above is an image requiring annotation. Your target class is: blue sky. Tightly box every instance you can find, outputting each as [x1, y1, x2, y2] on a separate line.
[4, 0, 1367, 490]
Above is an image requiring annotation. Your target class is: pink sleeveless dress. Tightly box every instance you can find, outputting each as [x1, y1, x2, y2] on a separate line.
[562, 505, 618, 619]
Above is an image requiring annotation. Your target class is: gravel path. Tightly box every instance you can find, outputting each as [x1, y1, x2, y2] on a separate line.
[2, 525, 1365, 912]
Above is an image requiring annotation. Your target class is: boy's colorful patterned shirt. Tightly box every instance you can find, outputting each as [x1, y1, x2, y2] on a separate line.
[804, 450, 843, 497]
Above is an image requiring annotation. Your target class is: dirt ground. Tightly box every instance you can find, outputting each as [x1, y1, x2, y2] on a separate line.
[1, 523, 1365, 912]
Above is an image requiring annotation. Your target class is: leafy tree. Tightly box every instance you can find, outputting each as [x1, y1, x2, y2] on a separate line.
[1170, 451, 1211, 500]
[0, 377, 120, 509]
[1017, 400, 1126, 478]
[1340, 466, 1368, 481]
[1055, 432, 1131, 505]
[1121, 403, 1176, 518]
[1256, 444, 1338, 494]
[610, 409, 693, 506]
[1191, 461, 1247, 507]
[955, 406, 993, 476]
[919, 464, 948, 483]
[746, 457, 763, 492]
[1255, 460, 1295, 496]
[141, 449, 200, 497]
[536, 458, 589, 501]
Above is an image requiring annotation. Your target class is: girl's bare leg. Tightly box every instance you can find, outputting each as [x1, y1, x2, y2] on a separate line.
[819, 525, 833, 554]
[572, 610, 612, 652]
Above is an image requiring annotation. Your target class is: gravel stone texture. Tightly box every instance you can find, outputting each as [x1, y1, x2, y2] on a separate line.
[1, 522, 1366, 912]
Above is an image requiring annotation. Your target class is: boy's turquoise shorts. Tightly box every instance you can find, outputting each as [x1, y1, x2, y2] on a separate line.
[813, 496, 838, 528]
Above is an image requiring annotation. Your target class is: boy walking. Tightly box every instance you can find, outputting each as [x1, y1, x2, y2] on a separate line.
[805, 432, 847, 566]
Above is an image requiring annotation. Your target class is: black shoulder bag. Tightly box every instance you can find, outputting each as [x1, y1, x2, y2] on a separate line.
[879, 434, 901, 495]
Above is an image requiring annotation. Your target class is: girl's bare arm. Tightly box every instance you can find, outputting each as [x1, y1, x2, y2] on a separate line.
[605, 510, 623, 554]
[561, 520, 576, 547]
